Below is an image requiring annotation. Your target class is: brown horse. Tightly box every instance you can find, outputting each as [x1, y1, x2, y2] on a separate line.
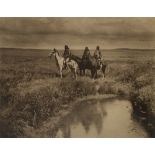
[71, 54, 106, 79]
[87, 54, 106, 79]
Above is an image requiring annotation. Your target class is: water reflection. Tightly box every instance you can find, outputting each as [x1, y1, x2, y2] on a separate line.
[53, 98, 148, 138]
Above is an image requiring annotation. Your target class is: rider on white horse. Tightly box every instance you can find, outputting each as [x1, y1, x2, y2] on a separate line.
[49, 48, 78, 79]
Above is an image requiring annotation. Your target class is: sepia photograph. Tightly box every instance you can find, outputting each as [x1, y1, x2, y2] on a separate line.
[0, 17, 154, 138]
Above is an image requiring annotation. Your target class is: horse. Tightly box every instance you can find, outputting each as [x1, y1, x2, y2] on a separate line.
[65, 57, 78, 79]
[70, 54, 85, 76]
[70, 54, 106, 79]
[87, 54, 106, 79]
[48, 49, 78, 79]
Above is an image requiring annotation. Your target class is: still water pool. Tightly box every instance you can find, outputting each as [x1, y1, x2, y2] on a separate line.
[54, 98, 148, 138]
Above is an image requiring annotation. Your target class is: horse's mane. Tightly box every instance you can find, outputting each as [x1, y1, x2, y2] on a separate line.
[70, 54, 82, 64]
[53, 48, 63, 57]
[71, 54, 82, 60]
[55, 49, 61, 56]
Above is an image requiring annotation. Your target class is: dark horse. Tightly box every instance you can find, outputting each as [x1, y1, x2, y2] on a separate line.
[70, 54, 106, 79]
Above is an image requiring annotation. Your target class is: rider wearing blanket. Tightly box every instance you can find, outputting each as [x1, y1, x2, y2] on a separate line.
[63, 45, 71, 69]
[82, 47, 90, 60]
[94, 46, 102, 69]
[82, 47, 91, 67]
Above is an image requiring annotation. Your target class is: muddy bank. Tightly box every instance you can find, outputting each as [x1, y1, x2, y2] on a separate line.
[130, 98, 155, 137]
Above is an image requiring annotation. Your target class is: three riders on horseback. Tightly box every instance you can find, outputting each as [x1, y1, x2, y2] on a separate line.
[61, 44, 105, 78]
[50, 45, 105, 79]
[63, 45, 103, 70]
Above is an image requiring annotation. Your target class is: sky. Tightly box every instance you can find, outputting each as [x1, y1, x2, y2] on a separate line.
[0, 17, 155, 49]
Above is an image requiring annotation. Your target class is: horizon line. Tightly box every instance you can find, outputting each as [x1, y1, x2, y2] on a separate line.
[0, 47, 155, 51]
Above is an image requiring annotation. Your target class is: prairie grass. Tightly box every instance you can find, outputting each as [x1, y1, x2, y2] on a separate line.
[0, 49, 154, 137]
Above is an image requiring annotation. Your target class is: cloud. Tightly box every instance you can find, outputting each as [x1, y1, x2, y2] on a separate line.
[0, 18, 155, 49]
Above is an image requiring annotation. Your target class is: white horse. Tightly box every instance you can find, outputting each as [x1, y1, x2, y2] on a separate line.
[65, 57, 78, 79]
[48, 48, 78, 79]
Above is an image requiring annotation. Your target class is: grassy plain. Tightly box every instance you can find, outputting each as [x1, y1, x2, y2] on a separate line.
[0, 48, 154, 137]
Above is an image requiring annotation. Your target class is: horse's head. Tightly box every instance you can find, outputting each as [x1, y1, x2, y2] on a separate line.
[48, 52, 52, 59]
[48, 48, 58, 58]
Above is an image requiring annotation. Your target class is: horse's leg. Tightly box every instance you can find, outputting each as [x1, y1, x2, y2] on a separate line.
[80, 66, 83, 76]
[93, 70, 97, 79]
[71, 68, 75, 79]
[74, 69, 77, 80]
[80, 69, 84, 76]
[91, 69, 95, 79]
[91, 69, 93, 78]
[83, 69, 85, 76]
[81, 69, 84, 76]
[102, 70, 105, 78]
[60, 68, 63, 78]
[75, 64, 78, 79]
[95, 70, 97, 79]
[92, 68, 97, 79]
[102, 65, 106, 78]
[80, 69, 82, 76]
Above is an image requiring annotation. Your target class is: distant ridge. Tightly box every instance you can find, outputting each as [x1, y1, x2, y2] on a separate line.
[0, 47, 49, 51]
[0, 47, 155, 51]
[105, 48, 155, 51]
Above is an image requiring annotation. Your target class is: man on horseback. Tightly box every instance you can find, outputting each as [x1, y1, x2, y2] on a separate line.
[80, 47, 91, 75]
[82, 47, 90, 60]
[63, 45, 71, 69]
[94, 46, 103, 69]
[82, 46, 91, 67]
